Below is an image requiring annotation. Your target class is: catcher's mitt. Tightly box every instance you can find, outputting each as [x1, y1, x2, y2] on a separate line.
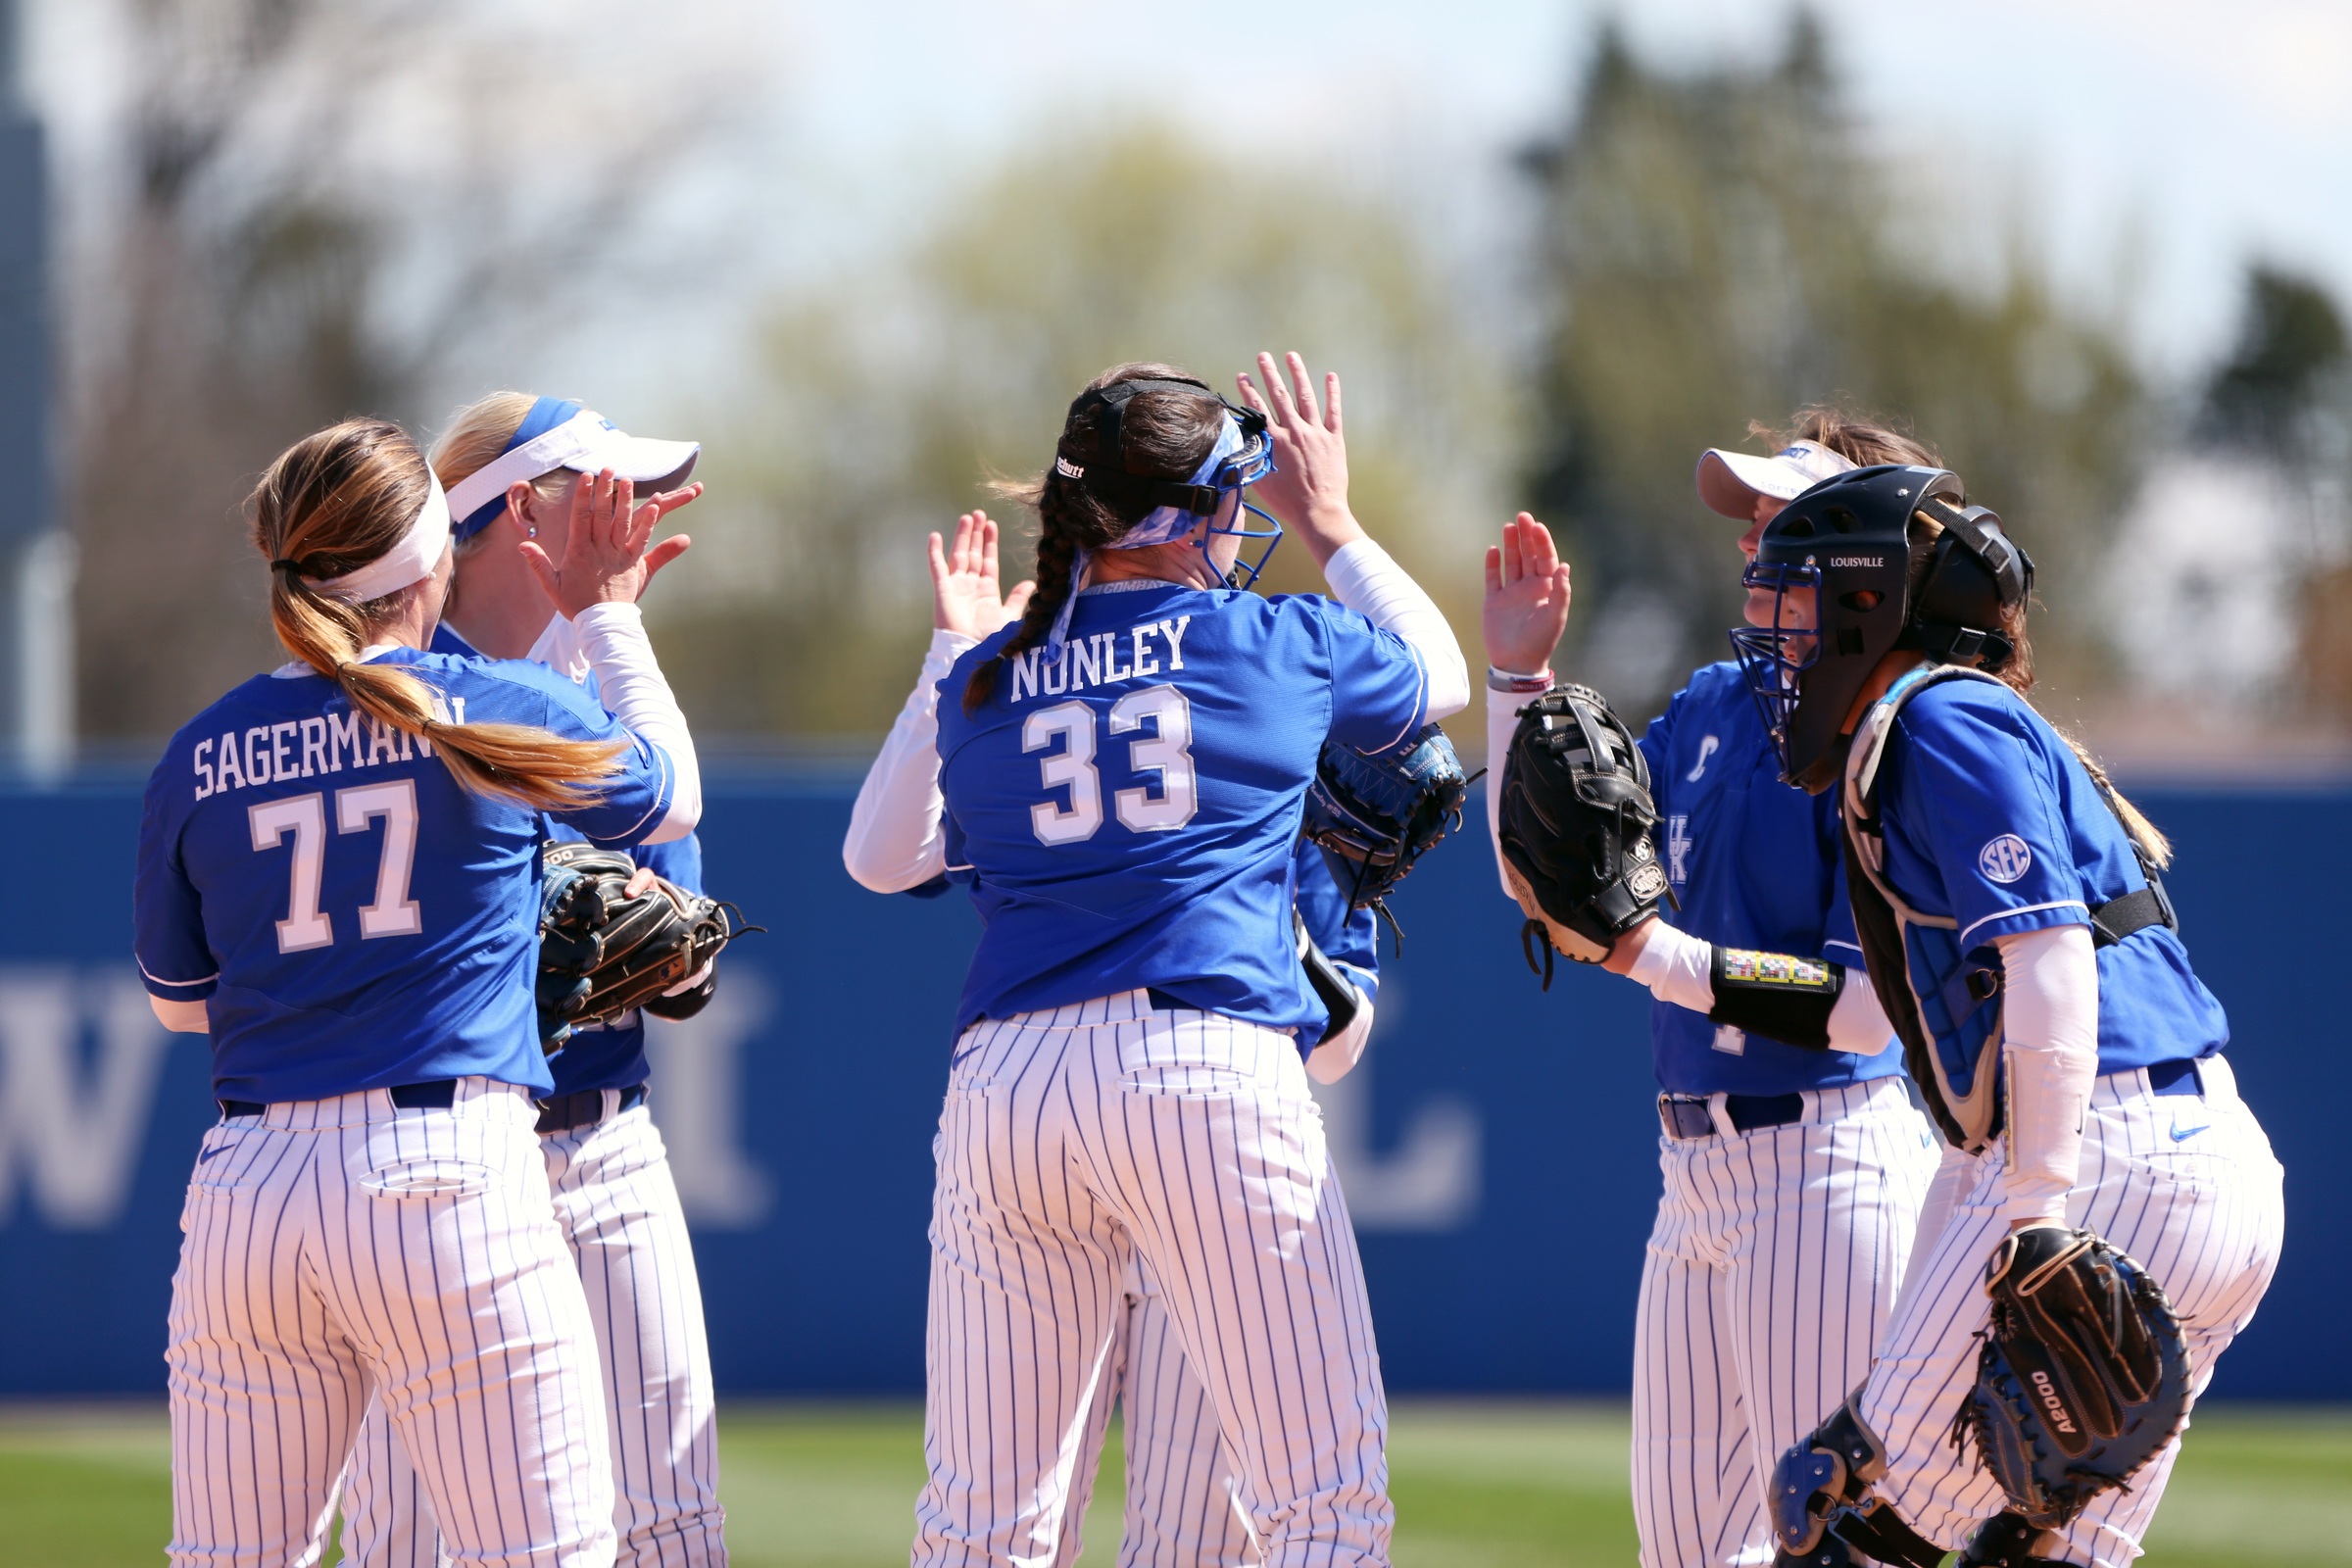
[536, 840, 759, 1051]
[1299, 723, 1471, 950]
[1496, 683, 1670, 985]
[1950, 1225, 2191, 1531]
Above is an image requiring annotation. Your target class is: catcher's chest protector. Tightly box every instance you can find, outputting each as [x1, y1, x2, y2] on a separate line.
[1840, 664, 2016, 1152]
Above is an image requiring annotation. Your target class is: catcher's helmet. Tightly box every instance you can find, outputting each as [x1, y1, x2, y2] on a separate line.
[1731, 464, 2034, 794]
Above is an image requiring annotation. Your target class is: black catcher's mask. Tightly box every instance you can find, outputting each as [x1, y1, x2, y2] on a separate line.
[1731, 464, 2034, 795]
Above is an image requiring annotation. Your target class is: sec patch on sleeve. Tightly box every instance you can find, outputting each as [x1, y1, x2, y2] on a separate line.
[1978, 833, 2034, 884]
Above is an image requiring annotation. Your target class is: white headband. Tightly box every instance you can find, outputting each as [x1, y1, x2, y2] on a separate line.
[300, 477, 452, 603]
[443, 408, 610, 526]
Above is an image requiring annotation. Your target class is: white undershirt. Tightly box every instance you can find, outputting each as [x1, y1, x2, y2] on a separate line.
[1992, 923, 2098, 1223]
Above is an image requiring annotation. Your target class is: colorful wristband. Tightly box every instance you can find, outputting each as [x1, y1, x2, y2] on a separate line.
[1487, 664, 1554, 694]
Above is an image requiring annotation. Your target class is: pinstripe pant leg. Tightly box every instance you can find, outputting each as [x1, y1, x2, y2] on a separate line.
[1857, 1062, 2286, 1568]
[545, 1103, 727, 1568]
[1726, 1086, 1936, 1556]
[1631, 1139, 1753, 1568]
[1117, 1275, 1263, 1567]
[1047, 1259, 1134, 1568]
[915, 1016, 1130, 1567]
[339, 1394, 444, 1568]
[1068, 1008, 1392, 1568]
[314, 1082, 617, 1568]
[168, 1116, 368, 1568]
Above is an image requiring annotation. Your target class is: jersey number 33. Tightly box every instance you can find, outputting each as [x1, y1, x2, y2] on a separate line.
[1024, 685, 1197, 845]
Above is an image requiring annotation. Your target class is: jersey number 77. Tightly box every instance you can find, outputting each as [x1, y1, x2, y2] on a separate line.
[248, 781, 424, 953]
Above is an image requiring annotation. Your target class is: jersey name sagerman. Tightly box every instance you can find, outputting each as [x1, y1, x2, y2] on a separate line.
[190, 697, 468, 803]
[1006, 617, 1192, 704]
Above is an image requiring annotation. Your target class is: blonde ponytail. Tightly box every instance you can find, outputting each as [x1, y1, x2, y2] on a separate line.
[253, 419, 625, 811]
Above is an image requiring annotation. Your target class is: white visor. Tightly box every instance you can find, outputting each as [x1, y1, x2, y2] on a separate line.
[301, 477, 452, 603]
[443, 407, 701, 533]
[1694, 441, 1859, 519]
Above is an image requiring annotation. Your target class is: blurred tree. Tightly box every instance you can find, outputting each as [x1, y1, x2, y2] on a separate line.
[60, 0, 736, 740]
[2190, 268, 2352, 723]
[1521, 13, 2145, 714]
[657, 123, 1494, 739]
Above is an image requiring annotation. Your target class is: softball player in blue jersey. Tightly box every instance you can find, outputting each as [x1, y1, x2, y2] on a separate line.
[1483, 416, 1942, 1567]
[1741, 464, 2283, 1568]
[135, 418, 703, 1568]
[849, 509, 1387, 1565]
[336, 392, 729, 1568]
[858, 354, 1466, 1566]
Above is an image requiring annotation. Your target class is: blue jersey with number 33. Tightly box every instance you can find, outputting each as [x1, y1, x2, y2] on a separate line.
[133, 651, 680, 1104]
[935, 581, 1428, 1039]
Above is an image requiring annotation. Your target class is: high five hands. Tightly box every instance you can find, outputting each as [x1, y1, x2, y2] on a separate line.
[1484, 514, 1572, 677]
[1236, 351, 1368, 569]
[521, 468, 700, 618]
[931, 510, 1037, 639]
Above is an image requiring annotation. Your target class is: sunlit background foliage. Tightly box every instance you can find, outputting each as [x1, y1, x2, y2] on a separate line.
[35, 1, 2352, 759]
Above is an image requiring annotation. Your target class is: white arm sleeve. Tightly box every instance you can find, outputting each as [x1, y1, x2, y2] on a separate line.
[1486, 685, 1519, 897]
[1624, 921, 1897, 1055]
[1992, 923, 2099, 1224]
[844, 628, 979, 894]
[1322, 538, 1471, 720]
[571, 602, 701, 845]
[150, 996, 210, 1034]
[1824, 967, 1899, 1055]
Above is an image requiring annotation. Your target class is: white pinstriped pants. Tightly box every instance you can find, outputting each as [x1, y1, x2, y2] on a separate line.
[1053, 1256, 1262, 1568]
[166, 1078, 616, 1568]
[1632, 1076, 1938, 1568]
[339, 1099, 726, 1568]
[914, 991, 1392, 1567]
[1856, 1054, 2285, 1568]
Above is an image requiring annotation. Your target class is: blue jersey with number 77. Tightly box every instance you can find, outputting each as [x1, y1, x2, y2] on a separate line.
[133, 651, 681, 1105]
[934, 580, 1428, 1040]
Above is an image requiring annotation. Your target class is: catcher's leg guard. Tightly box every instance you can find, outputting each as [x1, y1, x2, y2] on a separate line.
[1957, 1510, 2063, 1566]
[1769, 1396, 1945, 1568]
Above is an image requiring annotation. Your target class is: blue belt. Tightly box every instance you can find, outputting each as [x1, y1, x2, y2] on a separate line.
[1658, 1091, 1807, 1142]
[218, 1079, 456, 1119]
[2146, 1057, 2204, 1097]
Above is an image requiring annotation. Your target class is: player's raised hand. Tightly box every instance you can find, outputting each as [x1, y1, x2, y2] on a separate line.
[1236, 351, 1367, 568]
[522, 468, 699, 616]
[930, 510, 1036, 639]
[1484, 513, 1572, 676]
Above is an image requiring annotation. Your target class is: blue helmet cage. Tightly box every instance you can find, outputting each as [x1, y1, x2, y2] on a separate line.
[1207, 427, 1282, 590]
[1727, 555, 1824, 776]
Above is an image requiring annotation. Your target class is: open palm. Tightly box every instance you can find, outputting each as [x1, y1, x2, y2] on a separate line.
[931, 511, 1036, 639]
[1484, 514, 1572, 675]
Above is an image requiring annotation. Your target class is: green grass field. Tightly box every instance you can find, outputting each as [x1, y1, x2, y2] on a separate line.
[3, 1400, 2344, 1566]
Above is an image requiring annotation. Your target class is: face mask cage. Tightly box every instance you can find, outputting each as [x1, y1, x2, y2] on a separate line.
[1729, 556, 1822, 773]
[1200, 429, 1282, 590]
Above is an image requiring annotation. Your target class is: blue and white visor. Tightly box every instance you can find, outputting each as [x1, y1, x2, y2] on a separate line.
[443, 397, 701, 541]
[1102, 412, 1269, 550]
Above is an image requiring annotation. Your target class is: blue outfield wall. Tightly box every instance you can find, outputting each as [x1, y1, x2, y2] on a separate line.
[0, 779, 2342, 1399]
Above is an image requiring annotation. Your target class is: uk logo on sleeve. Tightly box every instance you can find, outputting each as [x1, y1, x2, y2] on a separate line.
[1978, 834, 2033, 884]
[1667, 814, 1692, 886]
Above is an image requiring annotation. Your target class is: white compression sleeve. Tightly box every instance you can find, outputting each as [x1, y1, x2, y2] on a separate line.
[1322, 538, 1471, 720]
[844, 628, 979, 894]
[1623, 920, 1715, 1012]
[1486, 686, 1519, 897]
[1992, 923, 2099, 1224]
[571, 602, 701, 845]
[1825, 968, 1898, 1055]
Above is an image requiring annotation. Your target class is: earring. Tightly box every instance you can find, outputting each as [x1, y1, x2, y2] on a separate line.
[527, 524, 538, 539]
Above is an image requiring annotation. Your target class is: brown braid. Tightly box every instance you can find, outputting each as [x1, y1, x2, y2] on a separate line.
[962, 362, 1225, 713]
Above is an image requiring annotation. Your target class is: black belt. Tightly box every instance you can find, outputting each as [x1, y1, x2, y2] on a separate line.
[2090, 885, 2174, 948]
[535, 1084, 647, 1135]
[1659, 1091, 1807, 1142]
[219, 1079, 456, 1120]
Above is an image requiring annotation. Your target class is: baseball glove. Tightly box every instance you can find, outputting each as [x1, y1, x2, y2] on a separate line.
[1495, 683, 1670, 985]
[536, 840, 759, 1051]
[1950, 1225, 2192, 1531]
[1300, 723, 1472, 950]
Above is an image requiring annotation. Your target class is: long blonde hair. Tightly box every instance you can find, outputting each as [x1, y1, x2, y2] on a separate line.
[252, 418, 623, 810]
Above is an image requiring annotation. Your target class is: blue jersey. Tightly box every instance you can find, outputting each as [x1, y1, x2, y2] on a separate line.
[1872, 672, 2227, 1074]
[134, 651, 681, 1104]
[1640, 662, 1903, 1096]
[935, 581, 1428, 1039]
[433, 622, 706, 1096]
